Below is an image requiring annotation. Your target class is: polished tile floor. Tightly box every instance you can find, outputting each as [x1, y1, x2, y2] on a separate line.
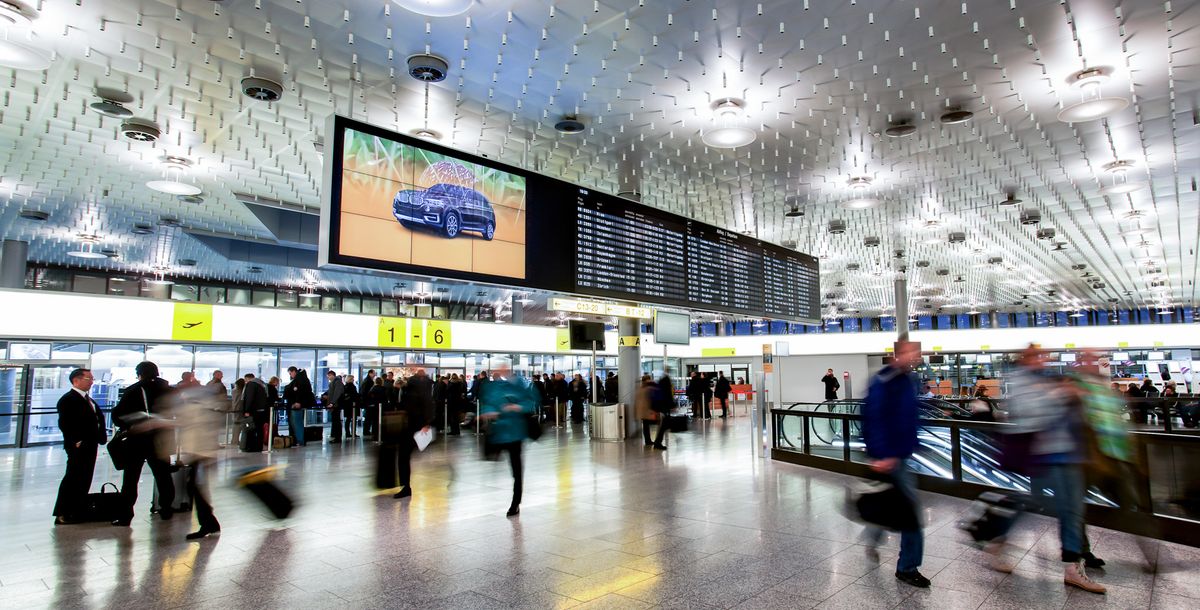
[1, 419, 1197, 609]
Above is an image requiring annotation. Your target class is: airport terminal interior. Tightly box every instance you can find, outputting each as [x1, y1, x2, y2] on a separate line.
[1, 0, 1199, 608]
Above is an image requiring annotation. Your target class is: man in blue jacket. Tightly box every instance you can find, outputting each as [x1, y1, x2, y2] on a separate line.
[862, 340, 929, 588]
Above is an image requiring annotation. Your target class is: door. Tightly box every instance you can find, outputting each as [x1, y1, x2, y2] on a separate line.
[23, 364, 79, 446]
[0, 365, 25, 447]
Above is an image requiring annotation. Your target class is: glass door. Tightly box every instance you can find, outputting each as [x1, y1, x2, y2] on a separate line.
[0, 365, 25, 447]
[24, 364, 78, 446]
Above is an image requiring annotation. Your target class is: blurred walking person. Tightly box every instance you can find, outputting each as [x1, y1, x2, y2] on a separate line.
[392, 368, 434, 499]
[166, 384, 224, 540]
[1003, 345, 1106, 593]
[635, 374, 658, 446]
[861, 341, 929, 588]
[651, 371, 675, 450]
[479, 360, 540, 517]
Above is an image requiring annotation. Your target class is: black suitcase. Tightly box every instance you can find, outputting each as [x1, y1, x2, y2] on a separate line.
[82, 482, 125, 522]
[304, 425, 324, 441]
[152, 462, 192, 513]
[960, 491, 1023, 542]
[237, 467, 295, 519]
[239, 422, 262, 452]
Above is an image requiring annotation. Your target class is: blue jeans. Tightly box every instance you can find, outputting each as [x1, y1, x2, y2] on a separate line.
[288, 410, 305, 445]
[1030, 463, 1084, 562]
[867, 459, 924, 573]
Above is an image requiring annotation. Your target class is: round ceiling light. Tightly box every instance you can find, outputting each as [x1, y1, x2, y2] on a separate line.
[0, 0, 35, 27]
[0, 31, 51, 71]
[67, 240, 108, 260]
[840, 197, 878, 210]
[392, 0, 474, 17]
[1057, 67, 1128, 123]
[784, 206, 804, 218]
[89, 100, 133, 119]
[147, 180, 201, 196]
[554, 117, 586, 134]
[702, 98, 756, 149]
[883, 122, 917, 137]
[998, 193, 1022, 206]
[939, 108, 974, 124]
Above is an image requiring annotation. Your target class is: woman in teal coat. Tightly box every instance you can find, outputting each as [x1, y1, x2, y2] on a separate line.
[479, 362, 540, 517]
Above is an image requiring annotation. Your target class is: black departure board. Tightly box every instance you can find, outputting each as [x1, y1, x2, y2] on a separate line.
[323, 116, 820, 325]
[572, 187, 821, 324]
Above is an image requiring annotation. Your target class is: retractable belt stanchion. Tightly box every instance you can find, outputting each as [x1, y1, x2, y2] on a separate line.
[554, 398, 562, 429]
[475, 400, 482, 436]
[266, 406, 274, 454]
[377, 406, 383, 444]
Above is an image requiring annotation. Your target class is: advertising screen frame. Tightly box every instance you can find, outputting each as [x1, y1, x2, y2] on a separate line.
[653, 310, 692, 345]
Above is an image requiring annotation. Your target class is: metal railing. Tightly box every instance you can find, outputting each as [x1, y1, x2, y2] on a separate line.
[770, 405, 1200, 547]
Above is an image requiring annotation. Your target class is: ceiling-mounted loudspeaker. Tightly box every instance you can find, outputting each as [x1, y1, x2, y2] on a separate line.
[987, 256, 1003, 265]
[1036, 227, 1056, 240]
[177, 258, 197, 267]
[948, 231, 966, 244]
[883, 122, 917, 137]
[1019, 209, 1041, 225]
[120, 118, 161, 142]
[18, 209, 48, 221]
[1051, 242, 1069, 251]
[554, 116, 586, 134]
[828, 219, 847, 234]
[241, 76, 283, 102]
[781, 239, 798, 249]
[89, 88, 135, 119]
[864, 236, 881, 248]
[939, 108, 974, 124]
[915, 260, 931, 268]
[784, 206, 804, 218]
[936, 269, 950, 276]
[407, 54, 449, 82]
[846, 262, 860, 271]
[999, 192, 1022, 206]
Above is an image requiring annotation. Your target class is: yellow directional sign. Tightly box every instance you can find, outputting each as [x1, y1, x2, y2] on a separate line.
[701, 347, 736, 357]
[172, 303, 213, 342]
[618, 336, 640, 347]
[556, 328, 572, 352]
[409, 319, 426, 348]
[426, 320, 452, 349]
[377, 317, 407, 348]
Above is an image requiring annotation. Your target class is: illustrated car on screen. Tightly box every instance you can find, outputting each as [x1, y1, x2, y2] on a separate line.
[392, 183, 497, 240]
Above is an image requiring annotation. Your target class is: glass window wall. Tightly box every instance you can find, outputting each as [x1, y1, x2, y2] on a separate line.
[194, 346, 238, 398]
[90, 344, 146, 409]
[146, 344, 195, 387]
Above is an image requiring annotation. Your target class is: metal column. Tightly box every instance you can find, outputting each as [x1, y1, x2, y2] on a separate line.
[618, 317, 641, 438]
[894, 277, 909, 340]
[0, 240, 28, 289]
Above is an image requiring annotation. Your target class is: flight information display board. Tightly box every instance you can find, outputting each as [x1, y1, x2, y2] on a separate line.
[322, 116, 820, 324]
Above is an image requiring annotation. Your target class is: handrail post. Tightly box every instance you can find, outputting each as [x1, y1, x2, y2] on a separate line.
[802, 413, 811, 454]
[265, 406, 274, 454]
[841, 418, 850, 462]
[950, 427, 962, 481]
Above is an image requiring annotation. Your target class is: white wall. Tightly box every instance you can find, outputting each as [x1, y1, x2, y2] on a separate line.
[776, 354, 871, 404]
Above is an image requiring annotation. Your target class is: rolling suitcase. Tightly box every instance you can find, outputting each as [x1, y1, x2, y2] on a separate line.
[152, 460, 192, 513]
[239, 421, 262, 452]
[237, 466, 295, 519]
[304, 425, 324, 441]
[960, 491, 1023, 542]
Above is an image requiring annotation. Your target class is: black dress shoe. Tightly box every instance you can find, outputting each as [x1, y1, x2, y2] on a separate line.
[159, 508, 174, 521]
[186, 529, 219, 540]
[652, 443, 668, 450]
[54, 516, 73, 525]
[1082, 551, 1106, 568]
[111, 518, 132, 527]
[394, 487, 412, 499]
[895, 570, 931, 588]
[506, 505, 520, 517]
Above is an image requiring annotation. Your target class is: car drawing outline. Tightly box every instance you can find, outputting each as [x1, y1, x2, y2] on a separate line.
[392, 182, 497, 240]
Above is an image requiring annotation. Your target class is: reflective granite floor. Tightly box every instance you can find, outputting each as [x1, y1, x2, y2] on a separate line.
[1, 419, 1197, 609]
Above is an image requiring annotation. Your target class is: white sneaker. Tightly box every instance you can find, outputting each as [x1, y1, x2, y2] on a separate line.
[1064, 561, 1106, 594]
[984, 542, 1015, 574]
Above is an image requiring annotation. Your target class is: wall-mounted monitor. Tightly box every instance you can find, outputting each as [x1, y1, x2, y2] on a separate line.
[569, 320, 606, 351]
[1147, 351, 1166, 361]
[320, 116, 821, 323]
[977, 354, 993, 364]
[927, 354, 945, 364]
[1112, 352, 1130, 361]
[1060, 353, 1077, 363]
[654, 311, 691, 345]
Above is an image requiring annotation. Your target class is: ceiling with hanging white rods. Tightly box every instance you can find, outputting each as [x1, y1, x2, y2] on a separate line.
[0, 0, 1196, 321]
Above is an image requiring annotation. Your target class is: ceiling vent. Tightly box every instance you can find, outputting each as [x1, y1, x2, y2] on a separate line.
[864, 236, 881, 248]
[120, 118, 161, 142]
[948, 231, 966, 244]
[1036, 227, 1056, 240]
[176, 258, 197, 267]
[883, 122, 917, 137]
[18, 209, 48, 221]
[1019, 209, 1041, 225]
[936, 268, 950, 276]
[89, 88, 134, 119]
[915, 260, 931, 268]
[846, 262, 861, 271]
[987, 256, 1003, 265]
[828, 219, 847, 234]
[939, 107, 974, 124]
[784, 206, 804, 218]
[554, 116, 585, 134]
[407, 54, 449, 82]
[131, 223, 154, 235]
[158, 216, 182, 227]
[241, 76, 284, 102]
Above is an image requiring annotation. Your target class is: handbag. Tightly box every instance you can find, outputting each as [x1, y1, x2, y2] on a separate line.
[525, 413, 543, 441]
[381, 410, 408, 444]
[667, 414, 688, 433]
[83, 482, 125, 522]
[855, 480, 919, 532]
[107, 431, 133, 470]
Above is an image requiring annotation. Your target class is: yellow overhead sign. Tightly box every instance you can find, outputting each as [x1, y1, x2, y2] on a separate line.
[555, 328, 572, 352]
[701, 347, 736, 357]
[618, 336, 641, 347]
[171, 303, 213, 342]
[548, 297, 652, 319]
[377, 317, 407, 347]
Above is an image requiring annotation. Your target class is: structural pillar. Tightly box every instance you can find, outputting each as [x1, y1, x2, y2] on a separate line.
[0, 240, 29, 289]
[894, 277, 909, 340]
[509, 295, 524, 325]
[618, 317, 641, 438]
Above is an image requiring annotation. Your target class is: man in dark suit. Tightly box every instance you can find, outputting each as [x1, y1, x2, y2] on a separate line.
[53, 368, 107, 524]
[111, 361, 176, 526]
[395, 368, 434, 500]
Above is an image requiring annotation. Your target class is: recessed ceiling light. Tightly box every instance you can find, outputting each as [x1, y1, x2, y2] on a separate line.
[392, 0, 474, 17]
[939, 108, 974, 124]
